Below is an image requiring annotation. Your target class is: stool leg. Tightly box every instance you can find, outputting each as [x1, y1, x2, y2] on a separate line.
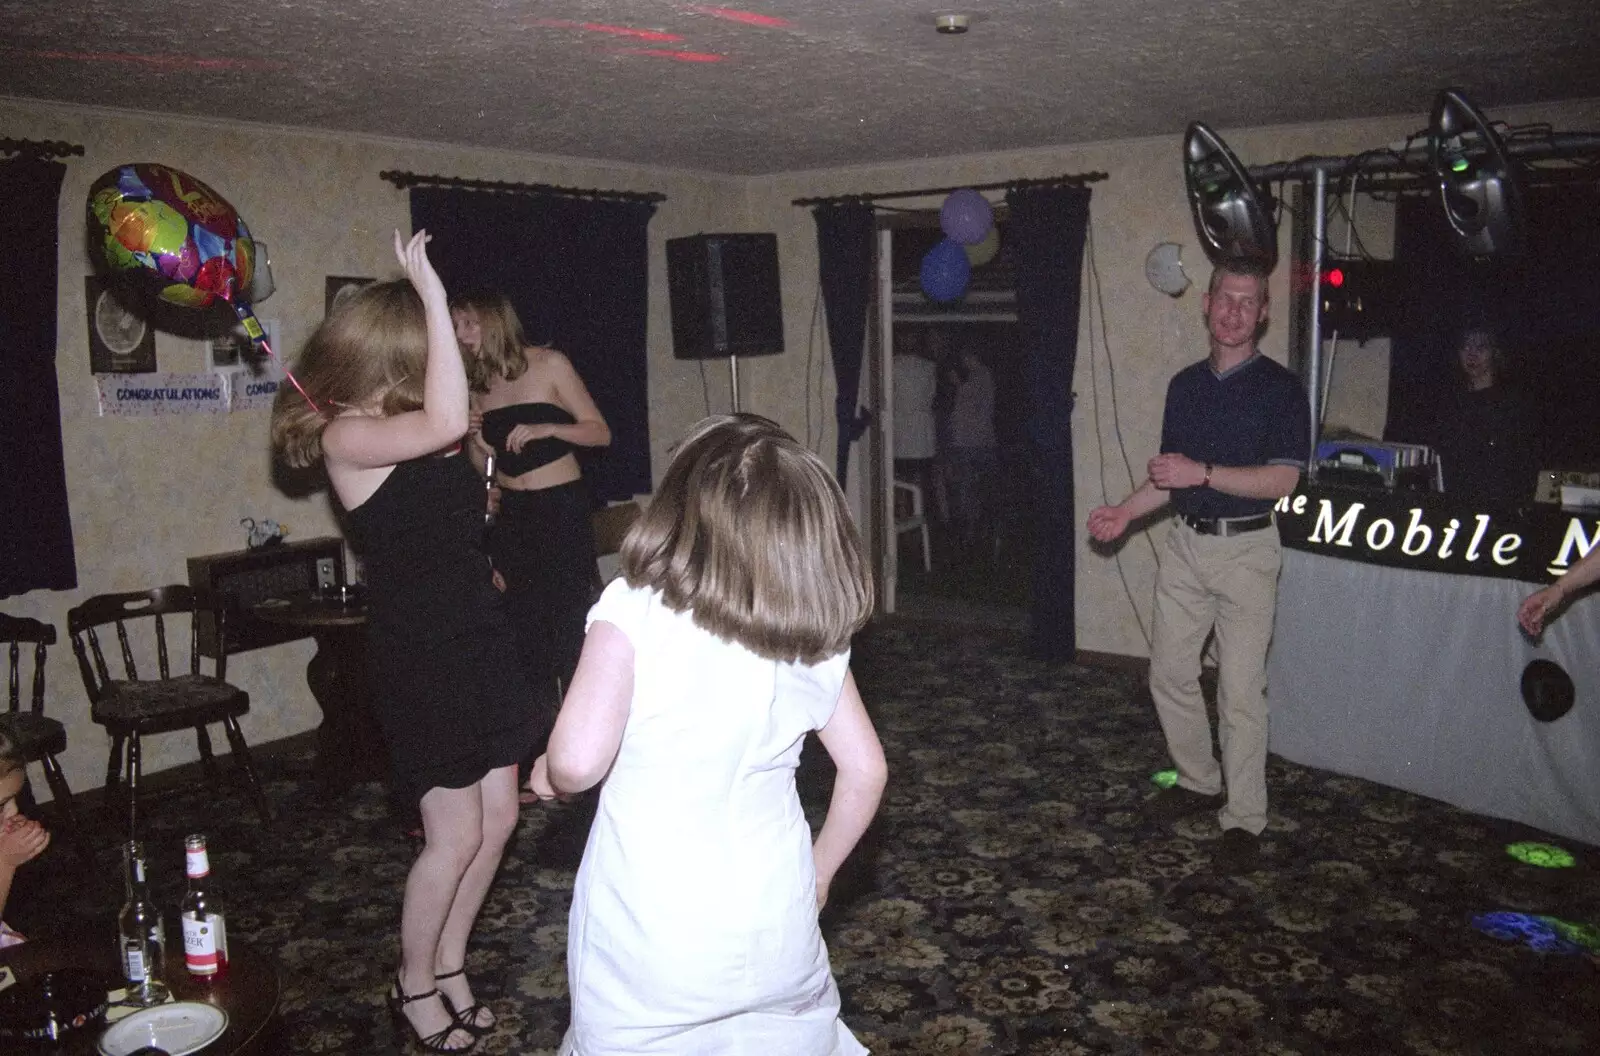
[196, 725, 221, 787]
[103, 734, 125, 830]
[39, 754, 90, 864]
[221, 716, 272, 827]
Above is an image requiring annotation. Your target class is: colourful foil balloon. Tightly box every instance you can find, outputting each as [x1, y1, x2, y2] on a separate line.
[86, 163, 255, 310]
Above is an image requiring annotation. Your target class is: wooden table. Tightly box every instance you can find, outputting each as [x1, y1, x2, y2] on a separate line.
[253, 590, 389, 791]
[0, 939, 282, 1054]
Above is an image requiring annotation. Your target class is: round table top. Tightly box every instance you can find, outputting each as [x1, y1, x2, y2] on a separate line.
[0, 938, 281, 1055]
[252, 588, 367, 628]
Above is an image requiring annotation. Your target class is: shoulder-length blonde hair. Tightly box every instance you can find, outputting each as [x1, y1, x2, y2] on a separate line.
[620, 414, 873, 664]
[449, 290, 530, 391]
[270, 280, 429, 468]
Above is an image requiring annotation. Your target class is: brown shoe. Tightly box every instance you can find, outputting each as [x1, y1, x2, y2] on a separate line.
[1145, 785, 1224, 821]
[1213, 827, 1261, 875]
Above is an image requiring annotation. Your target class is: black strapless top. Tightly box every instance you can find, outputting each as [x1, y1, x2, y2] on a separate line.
[481, 402, 577, 476]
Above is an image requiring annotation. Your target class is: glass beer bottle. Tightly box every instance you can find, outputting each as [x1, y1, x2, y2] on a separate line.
[181, 833, 229, 977]
[118, 840, 170, 1006]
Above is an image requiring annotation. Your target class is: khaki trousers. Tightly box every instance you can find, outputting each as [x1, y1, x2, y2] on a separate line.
[1148, 519, 1282, 835]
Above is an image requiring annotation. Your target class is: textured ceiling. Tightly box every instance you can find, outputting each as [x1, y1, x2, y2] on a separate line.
[2, 1, 1598, 175]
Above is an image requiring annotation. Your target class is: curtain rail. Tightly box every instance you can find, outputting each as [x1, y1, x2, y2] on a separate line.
[379, 170, 665, 204]
[792, 171, 1106, 207]
[0, 138, 84, 160]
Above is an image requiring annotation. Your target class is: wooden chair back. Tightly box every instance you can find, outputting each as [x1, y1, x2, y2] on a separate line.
[67, 586, 228, 704]
[0, 613, 54, 717]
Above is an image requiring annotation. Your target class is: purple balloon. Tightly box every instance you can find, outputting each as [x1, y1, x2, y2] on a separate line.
[940, 189, 994, 246]
[920, 238, 971, 303]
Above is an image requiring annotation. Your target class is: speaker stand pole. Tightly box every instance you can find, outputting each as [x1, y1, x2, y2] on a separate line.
[728, 353, 742, 413]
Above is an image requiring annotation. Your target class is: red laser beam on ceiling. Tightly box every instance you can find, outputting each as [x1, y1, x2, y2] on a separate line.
[529, 19, 685, 42]
[14, 49, 287, 72]
[685, 6, 792, 28]
[613, 48, 726, 63]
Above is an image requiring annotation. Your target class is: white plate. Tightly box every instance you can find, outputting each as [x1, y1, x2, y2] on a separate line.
[98, 1001, 228, 1056]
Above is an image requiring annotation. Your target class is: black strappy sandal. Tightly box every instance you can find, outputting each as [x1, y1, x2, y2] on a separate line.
[388, 974, 478, 1053]
[435, 967, 495, 1036]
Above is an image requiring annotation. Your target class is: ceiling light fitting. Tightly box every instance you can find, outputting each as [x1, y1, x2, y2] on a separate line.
[934, 13, 971, 34]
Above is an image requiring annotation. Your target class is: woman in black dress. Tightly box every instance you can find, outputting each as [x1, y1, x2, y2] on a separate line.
[273, 233, 536, 1053]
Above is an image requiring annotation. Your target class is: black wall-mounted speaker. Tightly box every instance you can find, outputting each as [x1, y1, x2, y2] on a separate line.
[667, 233, 784, 360]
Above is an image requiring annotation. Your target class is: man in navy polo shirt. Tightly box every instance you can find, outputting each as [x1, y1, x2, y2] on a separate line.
[1087, 255, 1307, 873]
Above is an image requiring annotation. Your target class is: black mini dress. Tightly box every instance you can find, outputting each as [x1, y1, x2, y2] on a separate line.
[344, 451, 541, 807]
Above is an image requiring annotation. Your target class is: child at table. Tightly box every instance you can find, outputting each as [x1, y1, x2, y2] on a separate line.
[0, 726, 50, 949]
[272, 231, 540, 1054]
[527, 413, 889, 1055]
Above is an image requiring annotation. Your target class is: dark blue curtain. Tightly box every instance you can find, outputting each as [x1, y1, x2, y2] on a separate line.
[1, 157, 76, 598]
[1007, 184, 1092, 661]
[813, 203, 875, 484]
[410, 189, 656, 501]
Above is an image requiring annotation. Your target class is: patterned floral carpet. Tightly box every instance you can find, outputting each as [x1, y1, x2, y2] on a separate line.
[17, 616, 1600, 1054]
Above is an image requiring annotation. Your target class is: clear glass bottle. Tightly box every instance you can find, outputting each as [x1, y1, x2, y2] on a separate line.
[117, 840, 169, 1006]
[180, 833, 229, 977]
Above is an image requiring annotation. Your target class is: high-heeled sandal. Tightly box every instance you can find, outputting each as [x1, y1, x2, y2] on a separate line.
[435, 967, 495, 1035]
[388, 974, 478, 1053]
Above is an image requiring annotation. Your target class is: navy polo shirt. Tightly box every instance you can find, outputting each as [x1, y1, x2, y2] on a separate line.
[1160, 352, 1309, 519]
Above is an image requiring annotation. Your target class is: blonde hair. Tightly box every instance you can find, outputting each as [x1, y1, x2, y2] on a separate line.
[620, 414, 873, 664]
[449, 290, 530, 392]
[270, 280, 429, 468]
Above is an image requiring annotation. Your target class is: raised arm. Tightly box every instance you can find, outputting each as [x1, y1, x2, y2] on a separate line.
[323, 230, 470, 470]
[812, 670, 887, 910]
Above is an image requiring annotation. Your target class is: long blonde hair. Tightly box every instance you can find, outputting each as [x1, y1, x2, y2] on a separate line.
[270, 281, 429, 468]
[449, 290, 530, 392]
[620, 414, 874, 664]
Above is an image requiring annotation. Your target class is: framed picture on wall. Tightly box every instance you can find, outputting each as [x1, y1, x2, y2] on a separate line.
[325, 276, 374, 317]
[86, 276, 157, 374]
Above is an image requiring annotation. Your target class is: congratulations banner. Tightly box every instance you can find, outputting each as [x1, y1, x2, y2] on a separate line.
[97, 372, 229, 416]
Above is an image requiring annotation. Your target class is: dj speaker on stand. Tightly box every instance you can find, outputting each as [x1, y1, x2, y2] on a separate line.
[667, 233, 784, 412]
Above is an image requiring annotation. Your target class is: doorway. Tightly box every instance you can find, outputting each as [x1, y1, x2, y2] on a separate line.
[871, 218, 1032, 626]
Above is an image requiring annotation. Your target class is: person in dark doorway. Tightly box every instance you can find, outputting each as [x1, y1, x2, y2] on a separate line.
[1433, 324, 1540, 507]
[1086, 255, 1307, 875]
[892, 328, 940, 525]
[939, 334, 998, 554]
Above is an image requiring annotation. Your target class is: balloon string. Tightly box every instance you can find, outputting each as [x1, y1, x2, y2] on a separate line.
[257, 338, 320, 413]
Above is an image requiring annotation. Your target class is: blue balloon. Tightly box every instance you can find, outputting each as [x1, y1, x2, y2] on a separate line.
[920, 238, 971, 303]
[940, 188, 994, 245]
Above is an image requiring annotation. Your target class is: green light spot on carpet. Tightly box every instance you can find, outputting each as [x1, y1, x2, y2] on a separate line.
[1540, 917, 1600, 953]
[1152, 769, 1178, 789]
[1506, 842, 1575, 868]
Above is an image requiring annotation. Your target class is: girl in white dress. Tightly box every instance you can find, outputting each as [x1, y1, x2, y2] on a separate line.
[528, 413, 888, 1056]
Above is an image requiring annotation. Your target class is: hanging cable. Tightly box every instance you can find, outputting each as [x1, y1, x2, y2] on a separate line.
[1085, 219, 1153, 649]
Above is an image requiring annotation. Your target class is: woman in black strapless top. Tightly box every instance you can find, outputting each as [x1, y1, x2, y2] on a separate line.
[451, 293, 611, 763]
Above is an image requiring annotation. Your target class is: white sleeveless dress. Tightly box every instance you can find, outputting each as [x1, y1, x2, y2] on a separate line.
[557, 580, 868, 1056]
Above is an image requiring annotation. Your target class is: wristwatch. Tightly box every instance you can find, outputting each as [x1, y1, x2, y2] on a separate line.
[1203, 463, 1214, 488]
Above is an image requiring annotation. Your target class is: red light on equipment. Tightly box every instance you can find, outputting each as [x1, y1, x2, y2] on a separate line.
[1324, 267, 1345, 288]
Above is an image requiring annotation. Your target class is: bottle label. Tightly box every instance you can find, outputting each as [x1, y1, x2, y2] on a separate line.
[185, 848, 211, 879]
[182, 911, 223, 974]
[124, 944, 147, 982]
